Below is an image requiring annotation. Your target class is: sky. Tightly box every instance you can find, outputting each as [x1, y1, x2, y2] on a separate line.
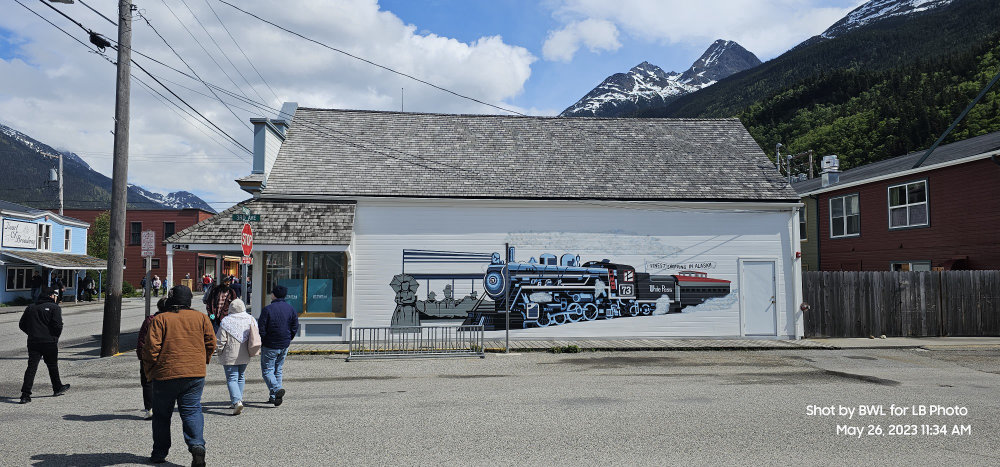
[0, 0, 865, 211]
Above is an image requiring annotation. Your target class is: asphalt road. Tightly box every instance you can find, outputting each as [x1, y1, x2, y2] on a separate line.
[0, 348, 997, 466]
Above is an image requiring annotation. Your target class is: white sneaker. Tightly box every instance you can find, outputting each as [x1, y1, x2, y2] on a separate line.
[232, 401, 244, 415]
[143, 409, 153, 420]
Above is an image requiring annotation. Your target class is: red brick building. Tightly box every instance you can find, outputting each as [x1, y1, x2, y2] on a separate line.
[62, 208, 219, 290]
[793, 131, 1000, 271]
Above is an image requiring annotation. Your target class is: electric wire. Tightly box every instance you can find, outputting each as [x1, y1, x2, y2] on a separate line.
[77, 0, 116, 26]
[178, 0, 269, 105]
[202, 0, 280, 102]
[137, 8, 252, 131]
[158, 0, 255, 110]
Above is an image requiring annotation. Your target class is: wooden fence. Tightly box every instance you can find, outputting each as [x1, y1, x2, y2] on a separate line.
[803, 271, 1000, 337]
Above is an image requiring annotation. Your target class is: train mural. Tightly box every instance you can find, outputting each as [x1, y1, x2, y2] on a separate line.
[390, 247, 733, 331]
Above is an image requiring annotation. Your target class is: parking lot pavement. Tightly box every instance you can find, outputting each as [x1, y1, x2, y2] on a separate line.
[1, 348, 998, 466]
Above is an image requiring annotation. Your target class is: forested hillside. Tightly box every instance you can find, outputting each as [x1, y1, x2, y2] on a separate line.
[637, 0, 1000, 171]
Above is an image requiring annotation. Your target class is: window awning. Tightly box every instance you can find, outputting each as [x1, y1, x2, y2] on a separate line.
[0, 250, 108, 270]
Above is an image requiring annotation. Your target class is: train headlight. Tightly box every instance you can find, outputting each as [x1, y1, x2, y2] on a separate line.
[484, 269, 506, 298]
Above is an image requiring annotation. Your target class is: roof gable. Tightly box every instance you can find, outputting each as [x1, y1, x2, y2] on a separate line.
[262, 108, 797, 202]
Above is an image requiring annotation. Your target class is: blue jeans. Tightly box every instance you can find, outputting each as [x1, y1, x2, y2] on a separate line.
[223, 364, 247, 406]
[260, 346, 288, 397]
[151, 377, 205, 459]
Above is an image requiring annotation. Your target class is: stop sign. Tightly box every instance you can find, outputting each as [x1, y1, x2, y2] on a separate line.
[241, 223, 253, 256]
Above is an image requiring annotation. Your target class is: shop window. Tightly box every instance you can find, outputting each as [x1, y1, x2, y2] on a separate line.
[130, 222, 142, 245]
[163, 222, 175, 240]
[888, 181, 928, 229]
[37, 224, 51, 250]
[829, 194, 860, 238]
[5, 267, 33, 291]
[263, 251, 347, 317]
[50, 270, 75, 288]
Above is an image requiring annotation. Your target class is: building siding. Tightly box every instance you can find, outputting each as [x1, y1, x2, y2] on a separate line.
[350, 199, 801, 338]
[62, 209, 215, 288]
[815, 158, 1000, 270]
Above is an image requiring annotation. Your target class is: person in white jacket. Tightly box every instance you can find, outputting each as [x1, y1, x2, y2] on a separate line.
[215, 299, 260, 415]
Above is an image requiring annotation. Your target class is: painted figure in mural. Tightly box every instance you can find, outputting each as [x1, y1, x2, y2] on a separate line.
[140, 285, 215, 466]
[19, 287, 71, 404]
[389, 274, 421, 327]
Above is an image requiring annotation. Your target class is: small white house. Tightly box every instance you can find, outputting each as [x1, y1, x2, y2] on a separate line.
[168, 105, 804, 342]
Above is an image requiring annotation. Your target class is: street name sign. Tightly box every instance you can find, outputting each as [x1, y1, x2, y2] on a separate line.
[231, 214, 260, 222]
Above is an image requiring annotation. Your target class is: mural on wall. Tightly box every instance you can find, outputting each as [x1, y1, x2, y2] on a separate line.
[389, 247, 734, 331]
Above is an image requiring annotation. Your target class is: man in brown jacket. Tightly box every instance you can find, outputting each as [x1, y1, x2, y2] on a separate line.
[141, 285, 216, 466]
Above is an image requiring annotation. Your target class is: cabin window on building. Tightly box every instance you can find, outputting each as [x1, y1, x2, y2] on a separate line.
[891, 261, 931, 272]
[888, 180, 928, 229]
[130, 222, 142, 245]
[5, 267, 33, 291]
[798, 206, 807, 241]
[64, 228, 72, 251]
[152, 258, 160, 269]
[36, 224, 51, 250]
[829, 194, 860, 238]
[163, 222, 175, 240]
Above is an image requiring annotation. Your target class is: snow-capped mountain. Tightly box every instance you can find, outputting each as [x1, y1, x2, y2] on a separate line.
[820, 0, 955, 39]
[0, 122, 216, 213]
[128, 185, 215, 212]
[560, 40, 761, 118]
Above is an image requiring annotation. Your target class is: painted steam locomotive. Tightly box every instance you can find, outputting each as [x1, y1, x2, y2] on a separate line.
[467, 248, 731, 329]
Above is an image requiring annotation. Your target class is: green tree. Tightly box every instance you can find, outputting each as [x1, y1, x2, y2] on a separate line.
[87, 210, 110, 260]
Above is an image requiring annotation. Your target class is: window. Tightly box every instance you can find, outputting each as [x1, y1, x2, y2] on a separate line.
[36, 224, 51, 250]
[888, 181, 928, 229]
[152, 258, 160, 269]
[50, 269, 75, 288]
[64, 228, 72, 251]
[891, 261, 932, 272]
[163, 222, 176, 239]
[798, 206, 807, 241]
[829, 194, 860, 238]
[130, 222, 142, 245]
[264, 251, 348, 318]
[5, 267, 34, 291]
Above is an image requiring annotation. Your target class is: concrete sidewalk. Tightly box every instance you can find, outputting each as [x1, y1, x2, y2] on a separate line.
[288, 336, 1000, 355]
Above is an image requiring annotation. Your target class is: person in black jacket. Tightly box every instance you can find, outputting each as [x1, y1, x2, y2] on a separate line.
[19, 287, 71, 404]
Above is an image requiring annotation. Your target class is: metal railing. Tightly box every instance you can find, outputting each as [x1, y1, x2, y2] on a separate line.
[348, 325, 485, 361]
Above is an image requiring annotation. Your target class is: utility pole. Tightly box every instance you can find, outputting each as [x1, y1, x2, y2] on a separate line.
[101, 0, 132, 357]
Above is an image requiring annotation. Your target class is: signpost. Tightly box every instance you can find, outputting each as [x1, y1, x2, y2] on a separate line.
[141, 230, 154, 317]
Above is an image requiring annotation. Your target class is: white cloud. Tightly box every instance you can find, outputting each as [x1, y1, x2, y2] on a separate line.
[542, 18, 622, 62]
[545, 0, 864, 59]
[0, 0, 536, 210]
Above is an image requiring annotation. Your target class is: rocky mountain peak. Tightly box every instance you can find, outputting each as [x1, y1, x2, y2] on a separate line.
[560, 40, 760, 118]
[820, 0, 955, 39]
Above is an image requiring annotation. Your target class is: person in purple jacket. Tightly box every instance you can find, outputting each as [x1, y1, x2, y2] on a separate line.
[257, 285, 298, 406]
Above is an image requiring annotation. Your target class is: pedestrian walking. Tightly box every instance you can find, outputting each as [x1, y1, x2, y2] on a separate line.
[84, 275, 96, 301]
[51, 276, 65, 304]
[141, 276, 148, 297]
[136, 298, 168, 420]
[161, 277, 169, 296]
[258, 285, 298, 406]
[19, 286, 71, 404]
[206, 276, 238, 330]
[29, 271, 43, 303]
[152, 276, 162, 297]
[230, 276, 242, 299]
[201, 275, 213, 304]
[215, 298, 261, 415]
[140, 285, 216, 466]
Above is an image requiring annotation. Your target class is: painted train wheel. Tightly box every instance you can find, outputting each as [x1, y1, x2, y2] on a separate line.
[641, 304, 652, 316]
[536, 312, 550, 327]
[628, 304, 639, 317]
[567, 303, 583, 322]
[583, 303, 598, 321]
[553, 313, 567, 325]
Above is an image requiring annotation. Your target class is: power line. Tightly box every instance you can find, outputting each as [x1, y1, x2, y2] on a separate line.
[178, 0, 269, 105]
[136, 8, 252, 131]
[215, 0, 528, 116]
[77, 0, 116, 26]
[202, 0, 280, 102]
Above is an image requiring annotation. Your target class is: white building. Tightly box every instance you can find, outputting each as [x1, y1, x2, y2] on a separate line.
[167, 105, 803, 342]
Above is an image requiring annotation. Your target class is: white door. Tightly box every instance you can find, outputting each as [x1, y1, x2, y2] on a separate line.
[741, 260, 777, 336]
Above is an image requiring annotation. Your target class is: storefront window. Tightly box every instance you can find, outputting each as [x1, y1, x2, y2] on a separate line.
[264, 251, 347, 317]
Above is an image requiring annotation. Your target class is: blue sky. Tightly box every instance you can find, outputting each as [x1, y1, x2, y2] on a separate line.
[0, 0, 864, 209]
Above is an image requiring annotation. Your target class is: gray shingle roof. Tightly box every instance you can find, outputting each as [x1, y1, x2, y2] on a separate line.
[262, 108, 798, 201]
[0, 250, 107, 269]
[793, 130, 1000, 194]
[166, 199, 354, 245]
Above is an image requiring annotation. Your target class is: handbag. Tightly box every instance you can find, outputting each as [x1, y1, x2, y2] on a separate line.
[247, 320, 262, 357]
